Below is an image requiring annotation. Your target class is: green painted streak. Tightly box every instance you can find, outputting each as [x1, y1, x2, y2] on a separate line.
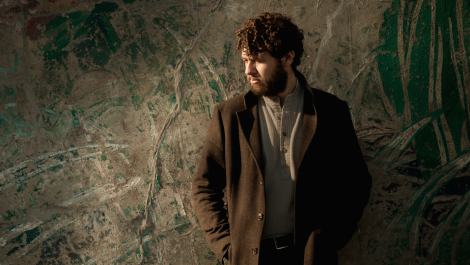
[182, 92, 193, 111]
[376, 0, 404, 119]
[86, 97, 127, 116]
[184, 58, 203, 85]
[167, 172, 179, 184]
[154, 79, 168, 95]
[3, 210, 19, 221]
[168, 222, 191, 234]
[165, 48, 182, 69]
[123, 206, 131, 218]
[72, 3, 121, 70]
[219, 74, 227, 85]
[5, 215, 61, 257]
[414, 125, 441, 172]
[125, 42, 141, 64]
[175, 157, 183, 169]
[188, 165, 195, 175]
[407, 1, 432, 123]
[148, 102, 156, 112]
[208, 80, 221, 103]
[209, 57, 217, 69]
[220, 42, 231, 67]
[43, 11, 89, 68]
[456, 227, 470, 263]
[155, 175, 162, 194]
[167, 92, 177, 113]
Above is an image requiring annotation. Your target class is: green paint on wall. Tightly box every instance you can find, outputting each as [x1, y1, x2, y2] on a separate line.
[208, 80, 221, 103]
[175, 157, 183, 169]
[182, 58, 203, 86]
[3, 210, 19, 221]
[376, 0, 470, 167]
[165, 48, 183, 69]
[155, 175, 162, 194]
[371, 0, 470, 262]
[182, 92, 193, 111]
[123, 206, 131, 218]
[17, 183, 26, 193]
[0, 87, 34, 139]
[220, 42, 231, 67]
[29, 193, 35, 205]
[219, 74, 227, 85]
[114, 173, 125, 182]
[167, 92, 177, 113]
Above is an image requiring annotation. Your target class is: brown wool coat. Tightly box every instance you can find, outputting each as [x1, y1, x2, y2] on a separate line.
[191, 71, 372, 265]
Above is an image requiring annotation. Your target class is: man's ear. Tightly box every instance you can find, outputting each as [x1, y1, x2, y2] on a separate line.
[282, 50, 295, 68]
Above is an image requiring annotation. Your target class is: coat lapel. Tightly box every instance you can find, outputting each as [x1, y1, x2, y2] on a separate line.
[297, 82, 318, 171]
[235, 72, 317, 176]
[236, 91, 263, 174]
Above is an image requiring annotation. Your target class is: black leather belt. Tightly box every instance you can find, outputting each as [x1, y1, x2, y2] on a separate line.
[262, 234, 294, 250]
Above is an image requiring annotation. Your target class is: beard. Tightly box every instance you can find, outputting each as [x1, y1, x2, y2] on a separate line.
[249, 60, 288, 97]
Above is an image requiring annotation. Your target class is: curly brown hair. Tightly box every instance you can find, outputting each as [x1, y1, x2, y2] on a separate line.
[236, 12, 304, 70]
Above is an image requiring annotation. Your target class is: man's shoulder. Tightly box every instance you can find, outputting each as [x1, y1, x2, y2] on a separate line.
[310, 87, 346, 108]
[296, 70, 345, 107]
[310, 87, 342, 103]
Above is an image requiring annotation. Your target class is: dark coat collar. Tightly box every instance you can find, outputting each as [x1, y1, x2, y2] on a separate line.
[237, 70, 318, 174]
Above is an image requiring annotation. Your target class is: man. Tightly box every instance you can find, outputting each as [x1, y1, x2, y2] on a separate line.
[192, 12, 371, 265]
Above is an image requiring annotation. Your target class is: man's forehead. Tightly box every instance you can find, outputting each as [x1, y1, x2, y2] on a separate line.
[241, 50, 267, 59]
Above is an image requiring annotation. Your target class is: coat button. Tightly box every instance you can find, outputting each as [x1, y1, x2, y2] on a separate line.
[258, 213, 263, 220]
[278, 116, 281, 120]
[260, 181, 263, 185]
[282, 148, 287, 153]
[282, 132, 287, 136]
[252, 247, 258, 254]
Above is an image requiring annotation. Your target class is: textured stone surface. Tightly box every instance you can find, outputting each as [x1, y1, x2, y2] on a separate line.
[1, 0, 470, 264]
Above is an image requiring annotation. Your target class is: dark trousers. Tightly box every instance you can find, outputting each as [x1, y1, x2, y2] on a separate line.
[258, 236, 302, 265]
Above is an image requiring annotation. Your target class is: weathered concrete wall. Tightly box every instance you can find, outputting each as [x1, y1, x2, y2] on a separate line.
[1, 0, 469, 264]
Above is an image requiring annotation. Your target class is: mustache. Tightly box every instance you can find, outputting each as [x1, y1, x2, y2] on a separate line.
[248, 76, 262, 81]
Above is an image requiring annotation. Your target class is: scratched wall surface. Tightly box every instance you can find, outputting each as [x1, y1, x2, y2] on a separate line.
[1, 0, 470, 264]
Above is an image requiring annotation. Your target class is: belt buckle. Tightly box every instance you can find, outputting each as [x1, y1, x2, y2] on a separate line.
[274, 237, 288, 250]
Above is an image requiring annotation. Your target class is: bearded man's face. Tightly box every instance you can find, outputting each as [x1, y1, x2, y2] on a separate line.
[242, 51, 288, 97]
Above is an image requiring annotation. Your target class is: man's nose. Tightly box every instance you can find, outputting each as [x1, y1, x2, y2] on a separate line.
[245, 61, 257, 76]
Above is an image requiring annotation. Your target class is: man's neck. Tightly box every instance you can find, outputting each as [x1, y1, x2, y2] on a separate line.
[276, 69, 297, 108]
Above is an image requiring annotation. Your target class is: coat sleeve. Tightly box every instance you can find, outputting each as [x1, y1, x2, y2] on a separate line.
[191, 104, 231, 262]
[321, 100, 372, 250]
